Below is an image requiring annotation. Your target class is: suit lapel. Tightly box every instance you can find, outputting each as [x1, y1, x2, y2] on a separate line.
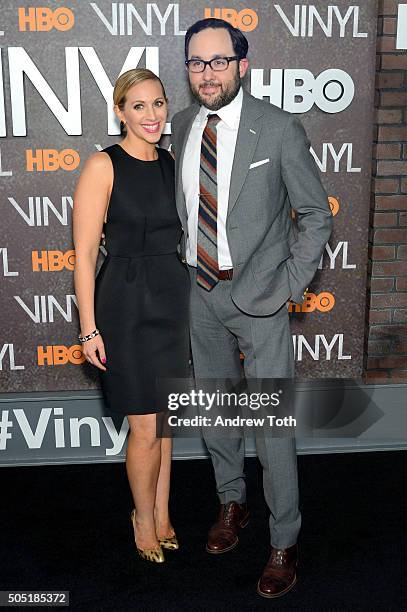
[175, 104, 199, 225]
[228, 91, 264, 215]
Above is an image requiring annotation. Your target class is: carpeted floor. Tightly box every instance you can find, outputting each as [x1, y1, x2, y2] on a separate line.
[1, 451, 406, 611]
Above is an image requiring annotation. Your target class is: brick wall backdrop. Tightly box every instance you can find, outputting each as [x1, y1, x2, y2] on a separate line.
[365, 0, 407, 383]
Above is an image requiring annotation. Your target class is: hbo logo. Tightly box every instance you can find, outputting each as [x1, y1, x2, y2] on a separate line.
[251, 69, 355, 113]
[26, 149, 80, 172]
[289, 292, 335, 313]
[37, 345, 85, 366]
[204, 8, 258, 31]
[18, 7, 74, 32]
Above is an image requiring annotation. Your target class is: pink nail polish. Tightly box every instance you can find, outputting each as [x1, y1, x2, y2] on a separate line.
[101, 358, 106, 363]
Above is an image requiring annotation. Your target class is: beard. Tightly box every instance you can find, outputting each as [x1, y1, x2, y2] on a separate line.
[190, 69, 241, 111]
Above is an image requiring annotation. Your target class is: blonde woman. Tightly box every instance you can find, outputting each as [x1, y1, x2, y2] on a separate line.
[73, 69, 189, 563]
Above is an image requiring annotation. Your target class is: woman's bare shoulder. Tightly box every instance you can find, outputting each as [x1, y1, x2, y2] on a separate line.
[83, 150, 112, 171]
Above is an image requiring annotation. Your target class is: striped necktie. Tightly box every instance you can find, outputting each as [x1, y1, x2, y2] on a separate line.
[197, 113, 221, 290]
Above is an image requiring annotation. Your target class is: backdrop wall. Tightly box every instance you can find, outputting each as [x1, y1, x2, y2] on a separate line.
[0, 1, 380, 464]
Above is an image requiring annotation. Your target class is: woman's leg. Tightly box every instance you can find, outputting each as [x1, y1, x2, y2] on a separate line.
[126, 413, 161, 549]
[154, 436, 174, 538]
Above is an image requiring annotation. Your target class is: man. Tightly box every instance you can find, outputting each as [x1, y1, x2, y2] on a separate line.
[171, 18, 333, 598]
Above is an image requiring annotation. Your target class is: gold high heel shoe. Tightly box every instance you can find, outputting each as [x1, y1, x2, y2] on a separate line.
[158, 533, 179, 550]
[130, 509, 165, 563]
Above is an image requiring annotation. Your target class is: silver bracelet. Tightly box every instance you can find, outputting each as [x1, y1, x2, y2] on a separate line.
[78, 328, 100, 343]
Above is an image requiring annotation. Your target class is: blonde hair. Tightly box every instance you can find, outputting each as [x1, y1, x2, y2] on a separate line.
[113, 69, 167, 134]
[113, 68, 168, 136]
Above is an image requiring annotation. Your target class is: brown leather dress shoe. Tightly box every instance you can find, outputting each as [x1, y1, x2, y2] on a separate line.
[206, 501, 250, 554]
[257, 544, 298, 598]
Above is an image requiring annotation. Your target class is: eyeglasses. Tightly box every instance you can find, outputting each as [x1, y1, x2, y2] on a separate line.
[185, 56, 240, 73]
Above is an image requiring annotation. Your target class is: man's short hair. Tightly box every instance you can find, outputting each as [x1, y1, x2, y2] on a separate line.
[184, 18, 249, 60]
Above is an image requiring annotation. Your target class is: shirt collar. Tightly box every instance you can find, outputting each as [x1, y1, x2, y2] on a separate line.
[198, 86, 243, 129]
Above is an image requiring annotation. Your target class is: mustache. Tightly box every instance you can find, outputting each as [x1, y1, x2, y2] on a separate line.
[199, 81, 221, 87]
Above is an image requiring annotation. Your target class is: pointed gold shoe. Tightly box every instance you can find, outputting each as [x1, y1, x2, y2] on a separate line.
[136, 546, 165, 563]
[158, 534, 179, 550]
[130, 509, 165, 563]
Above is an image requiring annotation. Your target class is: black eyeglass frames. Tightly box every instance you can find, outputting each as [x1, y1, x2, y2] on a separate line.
[185, 56, 241, 73]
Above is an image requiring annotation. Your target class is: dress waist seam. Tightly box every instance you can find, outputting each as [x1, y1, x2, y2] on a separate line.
[106, 250, 178, 259]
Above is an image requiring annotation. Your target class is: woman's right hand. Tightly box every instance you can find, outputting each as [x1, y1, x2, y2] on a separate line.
[82, 333, 107, 371]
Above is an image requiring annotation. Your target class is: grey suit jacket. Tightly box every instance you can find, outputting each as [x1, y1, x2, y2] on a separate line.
[171, 89, 333, 316]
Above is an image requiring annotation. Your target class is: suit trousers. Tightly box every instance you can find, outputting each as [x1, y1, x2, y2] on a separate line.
[188, 266, 301, 548]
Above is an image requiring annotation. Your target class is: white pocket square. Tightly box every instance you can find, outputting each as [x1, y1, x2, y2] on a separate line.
[249, 158, 270, 169]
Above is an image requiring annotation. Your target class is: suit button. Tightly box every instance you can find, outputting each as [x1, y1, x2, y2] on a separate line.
[181, 257, 186, 264]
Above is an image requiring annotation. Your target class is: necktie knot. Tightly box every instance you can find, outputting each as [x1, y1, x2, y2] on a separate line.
[206, 113, 221, 127]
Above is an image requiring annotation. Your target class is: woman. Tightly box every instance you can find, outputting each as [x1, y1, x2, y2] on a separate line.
[73, 69, 190, 564]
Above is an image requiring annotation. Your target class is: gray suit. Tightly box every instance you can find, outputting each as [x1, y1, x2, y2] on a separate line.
[172, 90, 333, 548]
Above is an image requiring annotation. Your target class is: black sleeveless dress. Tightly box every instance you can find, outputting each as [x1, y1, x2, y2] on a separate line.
[94, 144, 190, 415]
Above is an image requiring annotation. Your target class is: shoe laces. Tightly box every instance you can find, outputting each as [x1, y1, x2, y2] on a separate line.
[222, 503, 235, 526]
[271, 549, 286, 566]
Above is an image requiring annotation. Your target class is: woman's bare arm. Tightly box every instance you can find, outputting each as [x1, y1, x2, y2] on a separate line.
[73, 152, 112, 369]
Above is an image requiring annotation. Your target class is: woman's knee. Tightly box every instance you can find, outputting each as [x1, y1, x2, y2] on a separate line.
[127, 414, 160, 447]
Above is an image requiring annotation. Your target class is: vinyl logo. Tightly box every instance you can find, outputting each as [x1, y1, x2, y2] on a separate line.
[26, 149, 80, 172]
[0, 407, 128, 455]
[289, 292, 335, 313]
[311, 143, 361, 173]
[37, 345, 85, 366]
[1, 47, 159, 137]
[0, 248, 19, 277]
[318, 242, 356, 270]
[293, 333, 351, 361]
[273, 5, 367, 38]
[15, 295, 77, 323]
[204, 8, 258, 31]
[90, 3, 186, 36]
[32, 250, 75, 272]
[18, 7, 75, 31]
[0, 344, 24, 371]
[8, 197, 73, 226]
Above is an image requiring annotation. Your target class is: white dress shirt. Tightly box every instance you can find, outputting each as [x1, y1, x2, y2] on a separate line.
[182, 87, 243, 269]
